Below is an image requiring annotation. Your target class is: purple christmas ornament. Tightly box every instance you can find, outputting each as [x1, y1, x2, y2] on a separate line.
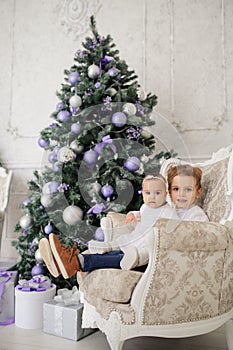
[68, 72, 80, 85]
[101, 185, 114, 198]
[56, 101, 64, 111]
[94, 227, 104, 241]
[31, 264, 46, 277]
[38, 137, 50, 148]
[71, 123, 82, 134]
[83, 150, 99, 165]
[112, 112, 127, 127]
[44, 224, 53, 235]
[124, 156, 141, 172]
[108, 67, 118, 77]
[49, 181, 59, 193]
[57, 110, 71, 122]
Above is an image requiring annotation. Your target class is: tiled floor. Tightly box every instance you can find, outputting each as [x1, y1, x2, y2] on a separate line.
[0, 324, 228, 350]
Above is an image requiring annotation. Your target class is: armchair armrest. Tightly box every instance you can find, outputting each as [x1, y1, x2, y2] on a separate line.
[101, 211, 136, 242]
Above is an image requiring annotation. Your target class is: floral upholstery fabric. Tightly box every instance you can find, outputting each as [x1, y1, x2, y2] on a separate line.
[196, 157, 231, 222]
[142, 219, 233, 325]
[78, 268, 142, 303]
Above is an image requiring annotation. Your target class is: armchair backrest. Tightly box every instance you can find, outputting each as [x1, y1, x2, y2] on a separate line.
[160, 145, 233, 224]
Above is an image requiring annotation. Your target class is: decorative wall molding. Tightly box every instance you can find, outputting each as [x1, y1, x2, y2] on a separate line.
[55, 0, 102, 40]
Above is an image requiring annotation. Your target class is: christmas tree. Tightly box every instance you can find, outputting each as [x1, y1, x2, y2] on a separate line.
[13, 17, 174, 288]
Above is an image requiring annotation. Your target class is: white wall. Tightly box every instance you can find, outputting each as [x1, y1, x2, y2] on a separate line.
[0, 0, 232, 257]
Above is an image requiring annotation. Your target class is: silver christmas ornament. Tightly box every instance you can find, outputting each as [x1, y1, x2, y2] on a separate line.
[40, 194, 53, 208]
[69, 95, 82, 108]
[35, 249, 44, 264]
[88, 64, 100, 79]
[20, 215, 32, 230]
[63, 205, 83, 225]
[123, 103, 137, 115]
[137, 87, 147, 101]
[70, 141, 84, 154]
[106, 88, 117, 96]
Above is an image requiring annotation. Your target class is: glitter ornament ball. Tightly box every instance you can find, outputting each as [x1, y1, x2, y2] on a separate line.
[124, 156, 141, 172]
[20, 215, 32, 230]
[68, 72, 80, 85]
[71, 123, 82, 134]
[112, 112, 127, 127]
[57, 147, 76, 163]
[31, 264, 46, 277]
[94, 227, 104, 241]
[57, 110, 71, 122]
[88, 64, 99, 79]
[69, 95, 82, 108]
[38, 137, 50, 148]
[35, 249, 44, 264]
[83, 150, 99, 165]
[101, 185, 114, 198]
[63, 205, 83, 225]
[123, 103, 137, 115]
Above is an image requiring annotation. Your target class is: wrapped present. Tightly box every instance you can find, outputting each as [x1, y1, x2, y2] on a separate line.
[0, 270, 18, 325]
[43, 287, 96, 341]
[15, 275, 56, 329]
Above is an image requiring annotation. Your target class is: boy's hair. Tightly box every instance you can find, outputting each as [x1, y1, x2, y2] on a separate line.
[142, 174, 167, 189]
[167, 165, 202, 192]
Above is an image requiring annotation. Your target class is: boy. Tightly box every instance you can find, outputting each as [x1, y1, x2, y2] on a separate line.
[39, 174, 179, 278]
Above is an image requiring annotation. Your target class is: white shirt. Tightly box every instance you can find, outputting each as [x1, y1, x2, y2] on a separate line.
[177, 205, 209, 222]
[115, 203, 179, 250]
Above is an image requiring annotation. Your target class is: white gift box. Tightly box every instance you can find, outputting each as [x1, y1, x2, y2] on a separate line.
[43, 300, 96, 341]
[15, 284, 56, 329]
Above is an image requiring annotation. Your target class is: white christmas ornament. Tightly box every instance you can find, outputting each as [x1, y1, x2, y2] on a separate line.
[137, 87, 147, 101]
[106, 88, 117, 96]
[57, 146, 76, 163]
[70, 141, 84, 154]
[35, 249, 44, 264]
[20, 215, 32, 229]
[123, 103, 137, 115]
[141, 129, 152, 139]
[63, 205, 83, 225]
[88, 64, 100, 79]
[69, 95, 82, 108]
[41, 194, 53, 208]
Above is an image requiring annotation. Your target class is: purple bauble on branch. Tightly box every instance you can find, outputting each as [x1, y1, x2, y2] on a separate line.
[124, 156, 141, 172]
[83, 150, 99, 165]
[56, 101, 64, 111]
[57, 110, 71, 122]
[68, 72, 80, 85]
[44, 224, 53, 235]
[94, 227, 104, 241]
[38, 137, 50, 148]
[108, 67, 118, 77]
[71, 123, 82, 134]
[112, 112, 127, 127]
[31, 264, 46, 277]
[101, 185, 114, 198]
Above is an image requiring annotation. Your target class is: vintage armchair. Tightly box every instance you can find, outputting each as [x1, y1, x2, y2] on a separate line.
[77, 145, 233, 350]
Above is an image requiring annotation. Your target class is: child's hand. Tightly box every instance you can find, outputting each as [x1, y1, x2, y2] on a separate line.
[124, 213, 136, 224]
[88, 240, 112, 254]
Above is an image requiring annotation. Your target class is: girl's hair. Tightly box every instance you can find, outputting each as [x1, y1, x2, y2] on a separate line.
[142, 174, 167, 188]
[167, 165, 202, 192]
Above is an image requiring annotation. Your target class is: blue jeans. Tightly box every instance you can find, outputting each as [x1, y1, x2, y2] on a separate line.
[82, 250, 124, 272]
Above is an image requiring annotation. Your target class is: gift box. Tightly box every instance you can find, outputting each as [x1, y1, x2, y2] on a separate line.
[43, 299, 96, 341]
[15, 275, 56, 329]
[0, 270, 18, 325]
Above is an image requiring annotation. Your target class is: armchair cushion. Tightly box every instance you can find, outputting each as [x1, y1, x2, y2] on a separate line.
[79, 268, 142, 303]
